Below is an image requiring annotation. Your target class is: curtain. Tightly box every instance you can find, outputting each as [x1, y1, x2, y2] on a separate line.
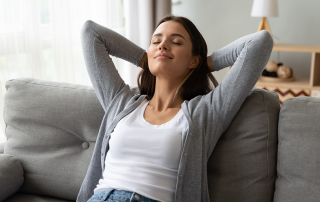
[0, 0, 171, 143]
[0, 0, 125, 142]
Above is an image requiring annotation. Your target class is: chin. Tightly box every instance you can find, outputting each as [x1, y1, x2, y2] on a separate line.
[149, 65, 164, 75]
[149, 64, 182, 77]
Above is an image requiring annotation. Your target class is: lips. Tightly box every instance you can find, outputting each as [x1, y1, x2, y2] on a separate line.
[155, 53, 172, 59]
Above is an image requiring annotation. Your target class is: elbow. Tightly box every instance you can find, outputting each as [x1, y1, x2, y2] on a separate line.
[257, 30, 274, 53]
[81, 20, 95, 38]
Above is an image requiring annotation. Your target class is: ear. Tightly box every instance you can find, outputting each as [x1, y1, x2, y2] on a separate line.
[189, 55, 201, 69]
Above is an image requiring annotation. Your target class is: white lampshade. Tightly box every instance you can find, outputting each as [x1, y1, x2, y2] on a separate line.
[251, 0, 278, 17]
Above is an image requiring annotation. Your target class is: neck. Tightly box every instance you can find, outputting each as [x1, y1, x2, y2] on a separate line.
[148, 77, 184, 112]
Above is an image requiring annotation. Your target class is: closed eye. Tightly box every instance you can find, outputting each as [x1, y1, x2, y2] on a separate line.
[153, 42, 180, 45]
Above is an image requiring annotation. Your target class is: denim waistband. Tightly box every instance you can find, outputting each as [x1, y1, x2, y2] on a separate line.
[88, 189, 161, 202]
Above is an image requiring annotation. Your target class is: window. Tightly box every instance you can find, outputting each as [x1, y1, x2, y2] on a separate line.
[0, 0, 126, 143]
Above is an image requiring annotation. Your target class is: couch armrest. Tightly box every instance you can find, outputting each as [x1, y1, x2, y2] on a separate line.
[0, 141, 5, 154]
[0, 154, 24, 201]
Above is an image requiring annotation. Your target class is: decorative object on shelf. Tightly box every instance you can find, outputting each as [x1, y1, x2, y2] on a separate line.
[263, 60, 278, 77]
[251, 0, 278, 38]
[262, 69, 277, 77]
[254, 43, 320, 104]
[277, 64, 293, 78]
[265, 60, 278, 72]
[260, 60, 294, 81]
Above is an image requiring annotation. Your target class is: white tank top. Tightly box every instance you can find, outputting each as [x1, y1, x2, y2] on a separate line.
[94, 98, 188, 202]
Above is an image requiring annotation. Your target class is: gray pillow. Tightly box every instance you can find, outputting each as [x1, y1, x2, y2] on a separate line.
[3, 193, 71, 202]
[208, 88, 280, 202]
[3, 78, 103, 201]
[0, 154, 24, 201]
[274, 96, 320, 202]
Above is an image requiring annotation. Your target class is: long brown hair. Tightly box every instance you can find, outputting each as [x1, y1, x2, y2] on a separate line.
[137, 14, 219, 102]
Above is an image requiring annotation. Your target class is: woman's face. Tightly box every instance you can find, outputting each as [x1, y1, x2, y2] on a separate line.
[147, 21, 198, 80]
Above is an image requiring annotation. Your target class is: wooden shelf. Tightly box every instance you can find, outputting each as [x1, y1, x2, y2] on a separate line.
[227, 42, 320, 102]
[256, 77, 310, 88]
[272, 43, 320, 88]
[273, 43, 320, 53]
[259, 75, 296, 82]
[257, 43, 320, 102]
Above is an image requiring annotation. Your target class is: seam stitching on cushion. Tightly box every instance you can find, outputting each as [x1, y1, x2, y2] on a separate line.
[284, 99, 320, 105]
[277, 99, 283, 186]
[261, 90, 270, 202]
[8, 79, 94, 92]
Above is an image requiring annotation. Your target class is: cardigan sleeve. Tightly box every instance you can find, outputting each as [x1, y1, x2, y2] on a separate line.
[81, 20, 146, 112]
[206, 30, 273, 132]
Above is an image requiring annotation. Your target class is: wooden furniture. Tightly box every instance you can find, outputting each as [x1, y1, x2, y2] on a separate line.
[257, 17, 274, 38]
[228, 43, 320, 105]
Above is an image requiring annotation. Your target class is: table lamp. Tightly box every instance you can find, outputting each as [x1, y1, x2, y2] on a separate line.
[251, 0, 278, 38]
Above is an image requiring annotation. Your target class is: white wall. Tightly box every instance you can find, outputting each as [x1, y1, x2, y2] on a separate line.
[172, 0, 320, 83]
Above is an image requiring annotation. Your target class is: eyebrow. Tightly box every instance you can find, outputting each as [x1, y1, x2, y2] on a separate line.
[151, 33, 186, 41]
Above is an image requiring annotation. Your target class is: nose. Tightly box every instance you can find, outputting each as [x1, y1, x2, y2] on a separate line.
[158, 41, 168, 50]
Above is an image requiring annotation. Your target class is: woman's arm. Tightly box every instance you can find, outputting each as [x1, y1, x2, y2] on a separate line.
[81, 20, 146, 111]
[206, 30, 274, 132]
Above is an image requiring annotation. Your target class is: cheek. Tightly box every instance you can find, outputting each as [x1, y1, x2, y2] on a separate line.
[174, 52, 191, 68]
[146, 48, 150, 60]
[147, 47, 156, 63]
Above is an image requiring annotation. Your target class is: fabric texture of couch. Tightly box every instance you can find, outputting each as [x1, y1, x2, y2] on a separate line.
[1, 78, 319, 202]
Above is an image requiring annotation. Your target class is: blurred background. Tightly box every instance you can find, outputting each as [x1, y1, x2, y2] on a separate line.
[1, 0, 319, 142]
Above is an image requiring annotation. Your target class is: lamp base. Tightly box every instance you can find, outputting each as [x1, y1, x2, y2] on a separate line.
[258, 17, 273, 38]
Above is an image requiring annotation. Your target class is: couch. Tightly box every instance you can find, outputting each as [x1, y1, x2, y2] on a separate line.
[1, 78, 319, 202]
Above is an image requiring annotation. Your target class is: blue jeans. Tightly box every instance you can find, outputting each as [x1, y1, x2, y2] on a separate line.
[87, 189, 161, 202]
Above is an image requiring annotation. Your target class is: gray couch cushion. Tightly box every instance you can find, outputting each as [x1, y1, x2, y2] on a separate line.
[207, 88, 280, 202]
[0, 154, 24, 201]
[274, 96, 320, 202]
[3, 193, 72, 202]
[3, 78, 104, 201]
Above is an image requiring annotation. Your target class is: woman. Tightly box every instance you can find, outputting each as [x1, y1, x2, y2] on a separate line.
[77, 15, 273, 202]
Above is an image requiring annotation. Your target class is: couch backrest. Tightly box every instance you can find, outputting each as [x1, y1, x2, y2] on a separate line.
[274, 96, 320, 202]
[207, 87, 280, 202]
[3, 78, 104, 201]
[4, 78, 281, 201]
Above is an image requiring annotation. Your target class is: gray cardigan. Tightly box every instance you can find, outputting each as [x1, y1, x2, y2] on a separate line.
[77, 20, 274, 202]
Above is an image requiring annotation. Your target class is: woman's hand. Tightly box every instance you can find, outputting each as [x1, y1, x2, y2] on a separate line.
[139, 52, 148, 69]
[207, 56, 215, 72]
